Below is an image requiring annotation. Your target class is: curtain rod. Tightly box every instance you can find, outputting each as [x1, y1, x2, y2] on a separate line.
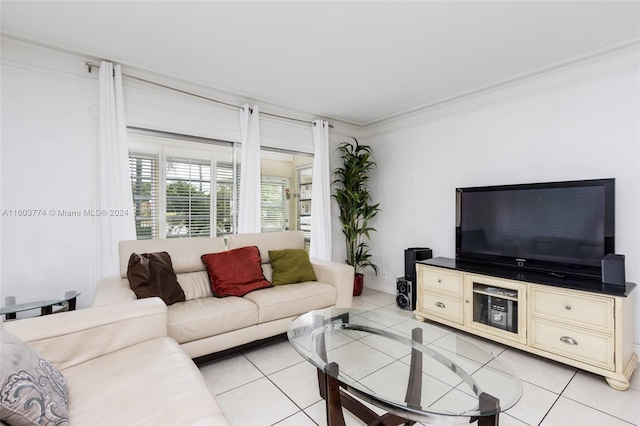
[85, 62, 332, 128]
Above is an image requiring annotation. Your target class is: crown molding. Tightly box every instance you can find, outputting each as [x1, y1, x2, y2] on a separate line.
[0, 33, 365, 139]
[363, 39, 640, 138]
[3, 33, 636, 141]
[1, 33, 101, 82]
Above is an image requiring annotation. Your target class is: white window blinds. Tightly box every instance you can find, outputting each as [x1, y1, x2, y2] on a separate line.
[165, 157, 211, 238]
[129, 154, 159, 239]
[215, 162, 236, 236]
[128, 130, 309, 241]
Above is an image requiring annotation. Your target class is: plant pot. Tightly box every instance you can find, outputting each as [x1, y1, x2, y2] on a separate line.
[353, 273, 364, 296]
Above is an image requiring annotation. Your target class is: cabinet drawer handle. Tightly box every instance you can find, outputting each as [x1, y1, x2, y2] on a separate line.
[435, 302, 446, 309]
[437, 279, 442, 283]
[560, 336, 578, 346]
[565, 305, 572, 311]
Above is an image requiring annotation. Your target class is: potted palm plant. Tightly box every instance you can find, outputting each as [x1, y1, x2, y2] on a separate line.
[333, 138, 381, 296]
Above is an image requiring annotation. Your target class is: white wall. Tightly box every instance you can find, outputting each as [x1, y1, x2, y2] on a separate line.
[0, 38, 359, 312]
[361, 69, 640, 346]
[1, 59, 99, 312]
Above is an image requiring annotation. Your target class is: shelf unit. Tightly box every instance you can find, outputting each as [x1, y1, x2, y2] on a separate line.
[296, 166, 312, 247]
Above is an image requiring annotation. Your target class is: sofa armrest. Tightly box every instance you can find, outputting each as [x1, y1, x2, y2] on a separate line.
[2, 298, 167, 370]
[310, 259, 354, 308]
[93, 275, 137, 306]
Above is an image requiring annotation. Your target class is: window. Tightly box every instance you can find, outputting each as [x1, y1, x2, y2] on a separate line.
[129, 154, 159, 239]
[165, 157, 211, 238]
[215, 162, 236, 236]
[128, 130, 236, 239]
[128, 129, 312, 241]
[261, 176, 289, 232]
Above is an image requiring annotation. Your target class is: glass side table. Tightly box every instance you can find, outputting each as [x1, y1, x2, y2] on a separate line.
[1, 290, 81, 320]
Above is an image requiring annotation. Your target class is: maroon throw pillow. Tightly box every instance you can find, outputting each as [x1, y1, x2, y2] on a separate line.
[201, 246, 272, 297]
[127, 251, 186, 305]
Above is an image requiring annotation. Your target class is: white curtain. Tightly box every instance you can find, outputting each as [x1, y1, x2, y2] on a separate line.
[309, 120, 332, 260]
[98, 61, 136, 278]
[238, 104, 262, 233]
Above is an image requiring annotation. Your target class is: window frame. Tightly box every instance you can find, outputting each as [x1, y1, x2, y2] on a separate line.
[128, 129, 236, 239]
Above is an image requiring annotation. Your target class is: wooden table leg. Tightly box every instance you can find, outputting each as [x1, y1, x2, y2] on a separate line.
[405, 327, 423, 410]
[323, 363, 347, 426]
[478, 392, 500, 426]
[312, 315, 420, 426]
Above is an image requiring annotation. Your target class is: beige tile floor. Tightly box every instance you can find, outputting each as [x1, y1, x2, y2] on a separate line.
[199, 288, 640, 426]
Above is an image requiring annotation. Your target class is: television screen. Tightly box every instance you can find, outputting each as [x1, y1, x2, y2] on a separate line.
[456, 179, 615, 278]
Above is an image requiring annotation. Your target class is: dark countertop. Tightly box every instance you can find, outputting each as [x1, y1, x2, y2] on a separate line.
[417, 257, 636, 297]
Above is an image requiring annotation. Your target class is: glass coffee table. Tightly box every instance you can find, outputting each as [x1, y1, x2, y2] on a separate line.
[0, 291, 80, 320]
[288, 308, 522, 426]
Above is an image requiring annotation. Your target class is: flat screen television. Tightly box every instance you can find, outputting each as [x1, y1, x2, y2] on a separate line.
[456, 178, 615, 279]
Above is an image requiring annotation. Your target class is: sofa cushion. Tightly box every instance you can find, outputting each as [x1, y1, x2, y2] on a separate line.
[127, 252, 186, 305]
[0, 330, 69, 426]
[167, 297, 259, 344]
[228, 231, 305, 264]
[269, 249, 317, 285]
[119, 237, 226, 278]
[243, 282, 337, 323]
[176, 271, 213, 300]
[202, 246, 272, 297]
[60, 337, 228, 425]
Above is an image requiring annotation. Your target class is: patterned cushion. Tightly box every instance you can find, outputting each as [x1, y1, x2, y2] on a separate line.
[0, 329, 69, 426]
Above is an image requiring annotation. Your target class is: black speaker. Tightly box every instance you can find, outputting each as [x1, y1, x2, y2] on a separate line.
[602, 254, 625, 286]
[405, 247, 433, 282]
[396, 278, 415, 310]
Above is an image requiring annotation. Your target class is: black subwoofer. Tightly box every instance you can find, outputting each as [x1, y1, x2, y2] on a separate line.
[405, 247, 433, 282]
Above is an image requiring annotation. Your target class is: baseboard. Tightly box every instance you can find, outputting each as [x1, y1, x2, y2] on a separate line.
[363, 277, 396, 295]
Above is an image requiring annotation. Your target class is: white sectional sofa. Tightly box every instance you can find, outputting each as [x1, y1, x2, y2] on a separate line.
[93, 231, 354, 358]
[1, 298, 230, 425]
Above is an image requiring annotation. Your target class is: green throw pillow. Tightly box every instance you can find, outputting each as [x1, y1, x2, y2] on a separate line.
[269, 249, 317, 285]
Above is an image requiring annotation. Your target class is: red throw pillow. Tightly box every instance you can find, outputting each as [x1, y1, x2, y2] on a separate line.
[201, 246, 272, 297]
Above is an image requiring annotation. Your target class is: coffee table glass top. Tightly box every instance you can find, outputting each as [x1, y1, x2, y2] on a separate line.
[288, 308, 523, 422]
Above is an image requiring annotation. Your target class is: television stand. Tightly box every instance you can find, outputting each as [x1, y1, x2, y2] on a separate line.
[414, 257, 637, 390]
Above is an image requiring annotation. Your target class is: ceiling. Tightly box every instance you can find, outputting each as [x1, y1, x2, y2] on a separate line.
[1, 1, 639, 127]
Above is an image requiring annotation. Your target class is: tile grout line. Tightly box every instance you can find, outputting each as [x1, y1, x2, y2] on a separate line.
[240, 345, 323, 425]
[263, 370, 321, 426]
[535, 390, 563, 425]
[557, 394, 638, 426]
